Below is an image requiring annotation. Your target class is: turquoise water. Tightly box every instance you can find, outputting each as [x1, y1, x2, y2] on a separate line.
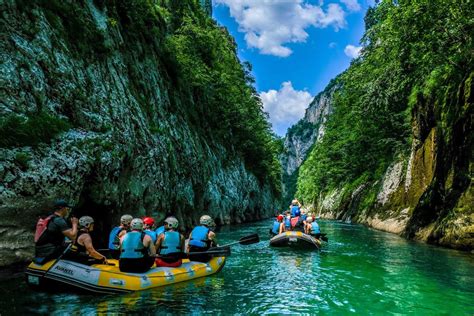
[1, 220, 473, 315]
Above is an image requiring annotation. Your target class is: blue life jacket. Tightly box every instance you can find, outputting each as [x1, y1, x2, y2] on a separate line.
[155, 225, 165, 236]
[108, 226, 124, 250]
[300, 214, 307, 221]
[284, 217, 291, 228]
[144, 230, 157, 244]
[188, 226, 210, 248]
[159, 231, 181, 255]
[311, 222, 321, 234]
[120, 231, 146, 259]
[271, 221, 280, 234]
[290, 205, 299, 217]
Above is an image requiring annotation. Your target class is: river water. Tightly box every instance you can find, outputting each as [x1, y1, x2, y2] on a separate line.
[1, 220, 473, 315]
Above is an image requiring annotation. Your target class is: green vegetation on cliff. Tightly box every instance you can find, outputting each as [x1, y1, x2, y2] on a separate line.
[162, 3, 282, 193]
[297, 0, 473, 204]
[10, 0, 282, 194]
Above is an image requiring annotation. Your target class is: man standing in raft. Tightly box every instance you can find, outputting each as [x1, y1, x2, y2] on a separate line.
[34, 199, 78, 263]
[289, 199, 301, 217]
[187, 215, 217, 262]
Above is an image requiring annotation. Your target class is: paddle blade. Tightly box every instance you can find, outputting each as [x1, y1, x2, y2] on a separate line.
[239, 233, 260, 245]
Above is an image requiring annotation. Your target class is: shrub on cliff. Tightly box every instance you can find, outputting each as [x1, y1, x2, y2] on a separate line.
[0, 111, 71, 148]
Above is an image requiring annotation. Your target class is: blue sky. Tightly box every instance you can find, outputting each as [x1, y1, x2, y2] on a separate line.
[212, 0, 374, 136]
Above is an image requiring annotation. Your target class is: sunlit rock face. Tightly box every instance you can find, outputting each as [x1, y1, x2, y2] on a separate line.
[0, 0, 278, 266]
[280, 84, 337, 205]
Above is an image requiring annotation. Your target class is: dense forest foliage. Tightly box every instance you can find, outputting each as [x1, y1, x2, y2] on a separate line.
[161, 1, 283, 193]
[297, 0, 473, 204]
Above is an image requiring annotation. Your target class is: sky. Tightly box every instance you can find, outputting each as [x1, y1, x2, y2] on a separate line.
[212, 0, 375, 136]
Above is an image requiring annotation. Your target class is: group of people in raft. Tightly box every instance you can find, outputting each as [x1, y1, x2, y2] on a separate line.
[270, 199, 321, 238]
[34, 200, 217, 273]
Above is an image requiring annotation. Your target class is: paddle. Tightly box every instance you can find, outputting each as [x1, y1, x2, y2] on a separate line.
[155, 246, 231, 260]
[218, 233, 260, 247]
[43, 243, 72, 278]
[313, 233, 329, 242]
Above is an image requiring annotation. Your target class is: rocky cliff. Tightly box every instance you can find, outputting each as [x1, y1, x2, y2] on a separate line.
[281, 80, 337, 205]
[0, 0, 279, 266]
[312, 73, 473, 250]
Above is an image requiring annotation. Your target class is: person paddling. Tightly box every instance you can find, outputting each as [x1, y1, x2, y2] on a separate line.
[108, 214, 133, 259]
[119, 218, 156, 273]
[34, 199, 78, 263]
[187, 215, 217, 262]
[155, 217, 185, 267]
[68, 216, 108, 265]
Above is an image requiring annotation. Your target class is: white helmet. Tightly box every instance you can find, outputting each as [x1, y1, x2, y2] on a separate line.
[130, 218, 144, 231]
[200, 215, 215, 227]
[306, 217, 313, 223]
[79, 216, 94, 228]
[164, 216, 179, 229]
[120, 214, 133, 225]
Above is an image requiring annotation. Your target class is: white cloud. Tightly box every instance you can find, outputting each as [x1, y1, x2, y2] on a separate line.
[340, 0, 361, 12]
[260, 81, 313, 135]
[215, 0, 347, 57]
[344, 44, 362, 58]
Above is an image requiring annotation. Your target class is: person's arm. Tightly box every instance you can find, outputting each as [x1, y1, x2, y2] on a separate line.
[208, 231, 217, 246]
[61, 217, 78, 240]
[118, 229, 127, 239]
[145, 235, 156, 256]
[81, 235, 107, 261]
[279, 223, 284, 234]
[186, 232, 192, 252]
[155, 234, 163, 249]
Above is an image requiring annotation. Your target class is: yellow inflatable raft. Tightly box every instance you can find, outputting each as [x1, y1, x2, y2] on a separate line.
[26, 257, 226, 294]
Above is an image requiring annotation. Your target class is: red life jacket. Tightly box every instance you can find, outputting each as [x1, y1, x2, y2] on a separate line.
[34, 214, 56, 243]
[290, 216, 300, 228]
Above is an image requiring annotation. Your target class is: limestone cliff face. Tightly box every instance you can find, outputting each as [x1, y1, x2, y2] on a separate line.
[281, 81, 337, 204]
[312, 73, 473, 250]
[0, 0, 278, 266]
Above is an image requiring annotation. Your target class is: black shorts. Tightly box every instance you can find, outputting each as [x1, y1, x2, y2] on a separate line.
[119, 257, 154, 273]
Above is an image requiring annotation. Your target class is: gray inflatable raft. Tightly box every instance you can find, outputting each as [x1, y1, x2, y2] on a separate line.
[269, 231, 321, 249]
